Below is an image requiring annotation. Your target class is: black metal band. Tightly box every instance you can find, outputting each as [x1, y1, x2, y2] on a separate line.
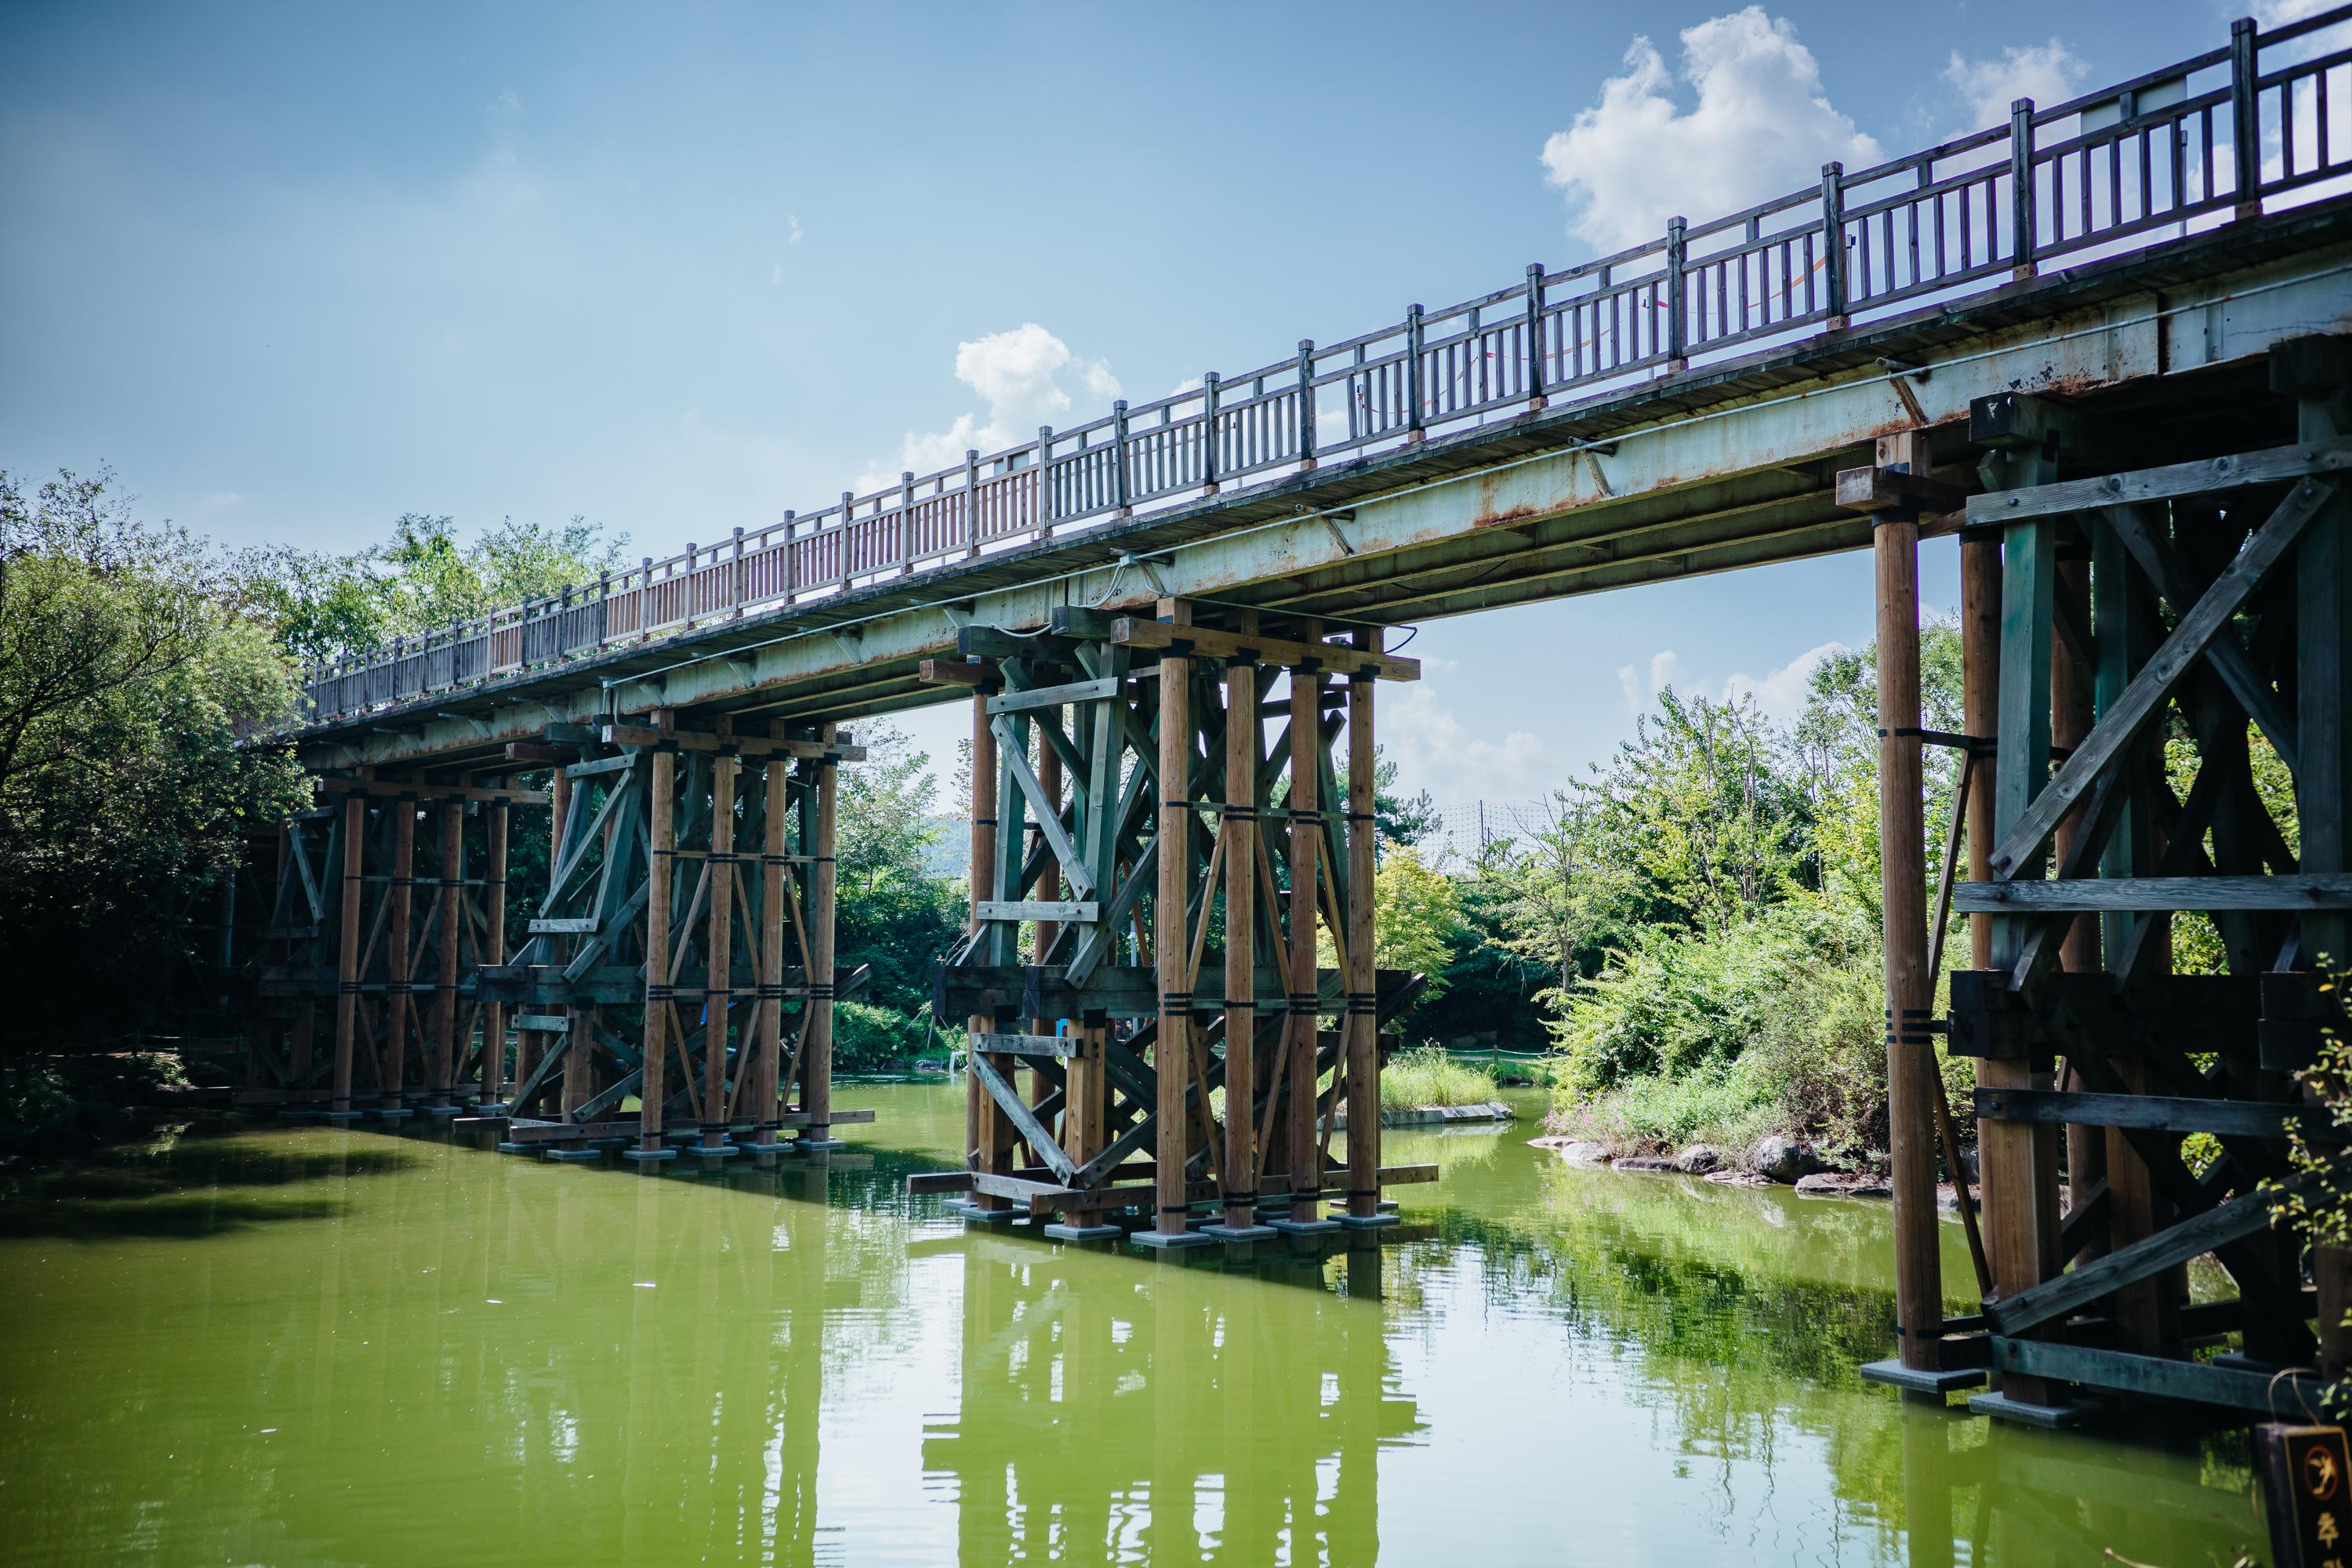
[808, 984, 836, 999]
[1223, 999, 1254, 1011]
[1344, 812, 1374, 823]
[973, 817, 997, 827]
[1224, 1190, 1258, 1204]
[757, 984, 786, 998]
[646, 985, 674, 1000]
[1224, 804, 1256, 820]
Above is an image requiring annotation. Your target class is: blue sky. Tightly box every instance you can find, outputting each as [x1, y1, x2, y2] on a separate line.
[0, 0, 2262, 818]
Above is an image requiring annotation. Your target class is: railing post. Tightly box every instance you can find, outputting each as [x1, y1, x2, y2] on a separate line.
[1296, 342, 1317, 470]
[731, 526, 745, 615]
[1524, 267, 1547, 411]
[1820, 162, 1848, 328]
[781, 510, 798, 604]
[839, 495, 855, 583]
[2231, 16, 2263, 216]
[1403, 306, 1425, 441]
[963, 450, 982, 556]
[1200, 375, 1221, 492]
[900, 470, 916, 573]
[681, 544, 695, 629]
[1664, 217, 1688, 372]
[1112, 400, 1133, 514]
[560, 584, 573, 654]
[1035, 426, 1054, 538]
[2010, 98, 2038, 279]
[597, 570, 610, 649]
[639, 556, 653, 641]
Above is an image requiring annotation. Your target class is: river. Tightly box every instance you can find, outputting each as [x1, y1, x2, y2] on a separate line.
[0, 1082, 2270, 1565]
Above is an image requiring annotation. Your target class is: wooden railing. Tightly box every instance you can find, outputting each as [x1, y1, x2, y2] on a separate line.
[299, 7, 2352, 724]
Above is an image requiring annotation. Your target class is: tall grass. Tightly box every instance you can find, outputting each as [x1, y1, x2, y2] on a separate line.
[1381, 1046, 1501, 1110]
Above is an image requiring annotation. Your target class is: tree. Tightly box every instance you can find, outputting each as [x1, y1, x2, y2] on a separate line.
[0, 468, 307, 1039]
[236, 512, 631, 663]
[830, 722, 964, 1027]
[1367, 843, 1462, 1015]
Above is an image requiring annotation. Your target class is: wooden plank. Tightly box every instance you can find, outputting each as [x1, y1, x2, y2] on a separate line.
[968, 1051, 1078, 1182]
[918, 657, 996, 687]
[989, 713, 1097, 899]
[1375, 1163, 1440, 1185]
[600, 724, 867, 762]
[1964, 437, 2352, 525]
[1987, 480, 2336, 880]
[1986, 1174, 2307, 1337]
[562, 754, 637, 779]
[1975, 1087, 2336, 1141]
[1956, 873, 2352, 912]
[986, 677, 1122, 714]
[1109, 615, 1421, 681]
[906, 1171, 976, 1194]
[1990, 1338, 2334, 1412]
[526, 916, 601, 934]
[318, 778, 552, 805]
[971, 1031, 1083, 1059]
[1835, 463, 1965, 514]
[975, 900, 1099, 924]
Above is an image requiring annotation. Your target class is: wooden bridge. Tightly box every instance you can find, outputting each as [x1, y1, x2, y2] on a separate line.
[237, 8, 2352, 1423]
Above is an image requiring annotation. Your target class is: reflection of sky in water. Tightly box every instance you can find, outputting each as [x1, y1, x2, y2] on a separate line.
[0, 1083, 2264, 1566]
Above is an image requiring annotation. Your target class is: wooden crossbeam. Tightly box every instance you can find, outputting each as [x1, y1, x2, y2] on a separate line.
[1975, 1087, 2339, 1142]
[1105, 617, 1420, 681]
[987, 677, 1123, 713]
[600, 724, 866, 761]
[318, 779, 552, 805]
[968, 1051, 1079, 1181]
[1987, 480, 2336, 880]
[1985, 1170, 2318, 1338]
[1964, 436, 2352, 525]
[1957, 873, 2352, 912]
[975, 900, 1100, 924]
[1990, 1338, 2332, 1414]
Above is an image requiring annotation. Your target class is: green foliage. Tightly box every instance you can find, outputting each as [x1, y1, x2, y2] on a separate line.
[0, 469, 308, 1040]
[829, 1000, 937, 1074]
[1380, 1046, 1499, 1110]
[1370, 844, 1462, 1011]
[236, 511, 631, 663]
[831, 722, 965, 1028]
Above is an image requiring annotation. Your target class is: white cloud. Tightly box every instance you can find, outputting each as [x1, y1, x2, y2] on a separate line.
[1540, 9, 1880, 251]
[1382, 681, 1551, 801]
[1940, 41, 2087, 129]
[198, 490, 243, 513]
[787, 212, 804, 245]
[865, 322, 1120, 489]
[1722, 639, 1844, 724]
[489, 88, 522, 121]
[1619, 648, 1683, 713]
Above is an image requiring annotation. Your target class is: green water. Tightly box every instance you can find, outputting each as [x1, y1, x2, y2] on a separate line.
[0, 1083, 2269, 1566]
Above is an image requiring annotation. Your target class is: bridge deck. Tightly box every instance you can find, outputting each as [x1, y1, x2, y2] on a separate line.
[296, 198, 2352, 773]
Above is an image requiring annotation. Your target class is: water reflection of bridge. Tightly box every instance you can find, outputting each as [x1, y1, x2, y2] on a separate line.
[922, 1237, 1421, 1564]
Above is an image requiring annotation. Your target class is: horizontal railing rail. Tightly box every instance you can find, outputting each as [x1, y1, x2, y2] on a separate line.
[296, 8, 2352, 727]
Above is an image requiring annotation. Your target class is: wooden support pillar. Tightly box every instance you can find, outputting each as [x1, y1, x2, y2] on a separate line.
[1222, 648, 1259, 1230]
[1343, 630, 1381, 1223]
[2283, 333, 2352, 1376]
[481, 793, 509, 1106]
[1155, 615, 1194, 1237]
[2053, 553, 2107, 1252]
[563, 1003, 595, 1119]
[1962, 533, 2001, 971]
[1286, 658, 1324, 1225]
[2092, 509, 2173, 1355]
[757, 737, 789, 1136]
[1986, 442, 2061, 1406]
[1033, 735, 1064, 1113]
[639, 747, 675, 1152]
[386, 797, 416, 1105]
[701, 753, 738, 1151]
[803, 722, 840, 1144]
[1874, 430, 1943, 1374]
[967, 686, 1009, 1207]
[430, 799, 463, 1109]
[332, 792, 364, 1114]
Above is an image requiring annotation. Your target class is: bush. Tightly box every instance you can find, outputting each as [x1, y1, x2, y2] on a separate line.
[829, 1000, 935, 1074]
[1381, 1045, 1500, 1110]
[1544, 904, 1917, 1160]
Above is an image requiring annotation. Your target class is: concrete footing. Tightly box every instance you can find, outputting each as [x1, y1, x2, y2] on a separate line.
[1043, 1221, 1124, 1241]
[1969, 1391, 2098, 1428]
[1859, 1359, 1988, 1396]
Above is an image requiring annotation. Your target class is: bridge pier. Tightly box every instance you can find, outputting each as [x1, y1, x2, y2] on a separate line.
[1852, 339, 2352, 1421]
[474, 715, 872, 1159]
[246, 776, 536, 1119]
[917, 600, 1436, 1243]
